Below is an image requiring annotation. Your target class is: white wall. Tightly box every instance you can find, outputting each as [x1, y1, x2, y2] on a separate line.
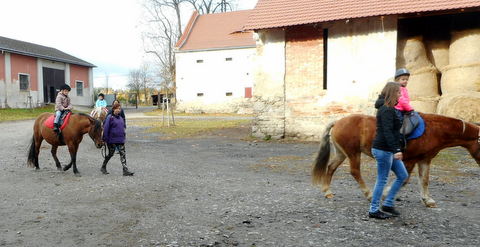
[175, 47, 255, 113]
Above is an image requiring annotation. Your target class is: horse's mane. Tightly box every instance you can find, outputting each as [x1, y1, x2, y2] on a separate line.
[78, 113, 102, 132]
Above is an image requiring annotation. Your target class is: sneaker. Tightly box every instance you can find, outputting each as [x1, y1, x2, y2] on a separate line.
[381, 206, 400, 217]
[123, 170, 134, 176]
[368, 210, 392, 219]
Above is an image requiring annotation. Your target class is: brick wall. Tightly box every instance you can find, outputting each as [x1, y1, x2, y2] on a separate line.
[284, 25, 327, 139]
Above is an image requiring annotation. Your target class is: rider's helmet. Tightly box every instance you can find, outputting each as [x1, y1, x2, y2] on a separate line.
[60, 84, 71, 91]
[394, 68, 410, 79]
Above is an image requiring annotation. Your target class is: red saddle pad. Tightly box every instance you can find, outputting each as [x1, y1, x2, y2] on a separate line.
[44, 112, 72, 130]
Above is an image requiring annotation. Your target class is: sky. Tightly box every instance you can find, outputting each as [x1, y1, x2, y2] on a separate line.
[0, 0, 259, 90]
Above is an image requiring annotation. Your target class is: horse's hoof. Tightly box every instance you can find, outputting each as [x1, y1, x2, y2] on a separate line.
[63, 165, 71, 171]
[74, 173, 82, 177]
[325, 193, 335, 199]
[423, 198, 437, 208]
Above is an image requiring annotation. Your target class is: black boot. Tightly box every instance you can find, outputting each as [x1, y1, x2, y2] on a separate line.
[100, 165, 109, 174]
[53, 123, 60, 133]
[123, 168, 134, 176]
[368, 210, 392, 219]
[381, 206, 400, 217]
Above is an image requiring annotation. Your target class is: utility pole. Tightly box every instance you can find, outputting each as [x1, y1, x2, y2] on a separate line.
[105, 73, 109, 95]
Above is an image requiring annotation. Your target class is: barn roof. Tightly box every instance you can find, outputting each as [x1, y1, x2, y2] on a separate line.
[176, 10, 256, 52]
[244, 0, 480, 30]
[0, 36, 95, 67]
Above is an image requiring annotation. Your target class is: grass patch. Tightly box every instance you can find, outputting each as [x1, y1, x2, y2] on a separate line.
[0, 105, 55, 122]
[144, 109, 253, 117]
[134, 118, 250, 139]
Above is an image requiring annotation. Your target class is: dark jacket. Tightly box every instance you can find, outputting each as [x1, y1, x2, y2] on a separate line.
[372, 97, 402, 153]
[103, 114, 126, 144]
[107, 108, 126, 127]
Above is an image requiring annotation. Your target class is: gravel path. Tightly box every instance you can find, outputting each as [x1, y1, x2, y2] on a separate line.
[0, 116, 479, 246]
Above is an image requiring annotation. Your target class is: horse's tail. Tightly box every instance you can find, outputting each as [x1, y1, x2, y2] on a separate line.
[27, 135, 36, 168]
[312, 121, 336, 185]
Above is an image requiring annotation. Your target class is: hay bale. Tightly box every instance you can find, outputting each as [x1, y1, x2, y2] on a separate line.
[437, 93, 480, 122]
[449, 29, 480, 65]
[407, 66, 440, 100]
[440, 63, 480, 94]
[410, 97, 439, 114]
[401, 36, 433, 71]
[425, 39, 449, 73]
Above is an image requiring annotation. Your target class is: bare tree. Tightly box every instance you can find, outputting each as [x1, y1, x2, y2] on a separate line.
[186, 0, 236, 14]
[127, 69, 142, 106]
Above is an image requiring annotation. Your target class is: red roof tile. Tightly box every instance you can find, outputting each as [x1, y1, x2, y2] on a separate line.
[176, 10, 255, 51]
[245, 0, 480, 30]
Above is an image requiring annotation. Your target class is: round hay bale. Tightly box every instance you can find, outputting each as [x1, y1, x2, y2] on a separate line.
[425, 39, 449, 73]
[401, 36, 433, 71]
[440, 63, 480, 94]
[407, 66, 440, 100]
[411, 100, 438, 114]
[437, 93, 480, 122]
[449, 29, 480, 65]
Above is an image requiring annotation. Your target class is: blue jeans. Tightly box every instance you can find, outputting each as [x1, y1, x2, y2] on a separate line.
[54, 111, 62, 124]
[369, 148, 408, 213]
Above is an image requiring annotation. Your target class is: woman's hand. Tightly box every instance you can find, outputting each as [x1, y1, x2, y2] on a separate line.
[394, 152, 403, 160]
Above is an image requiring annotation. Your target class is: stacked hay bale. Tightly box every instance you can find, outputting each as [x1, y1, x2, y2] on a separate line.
[437, 29, 480, 122]
[398, 36, 440, 113]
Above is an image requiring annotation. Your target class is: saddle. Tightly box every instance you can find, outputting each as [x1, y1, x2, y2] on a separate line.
[400, 111, 425, 140]
[44, 111, 72, 130]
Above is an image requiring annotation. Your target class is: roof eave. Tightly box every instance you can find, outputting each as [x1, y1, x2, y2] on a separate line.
[175, 45, 256, 53]
[0, 47, 96, 67]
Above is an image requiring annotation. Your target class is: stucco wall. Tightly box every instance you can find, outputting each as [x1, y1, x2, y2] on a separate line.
[69, 64, 92, 106]
[253, 16, 398, 140]
[175, 47, 255, 113]
[0, 54, 93, 108]
[252, 29, 286, 139]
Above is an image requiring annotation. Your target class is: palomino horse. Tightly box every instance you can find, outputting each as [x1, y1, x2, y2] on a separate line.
[312, 113, 480, 207]
[27, 113, 104, 176]
[90, 107, 108, 123]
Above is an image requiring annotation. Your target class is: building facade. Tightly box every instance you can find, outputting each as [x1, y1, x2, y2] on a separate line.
[245, 0, 480, 140]
[175, 10, 256, 114]
[0, 36, 95, 108]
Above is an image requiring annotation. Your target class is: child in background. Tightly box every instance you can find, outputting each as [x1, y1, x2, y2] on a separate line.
[394, 68, 414, 113]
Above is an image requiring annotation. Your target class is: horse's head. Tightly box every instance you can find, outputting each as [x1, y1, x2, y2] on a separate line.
[88, 118, 104, 149]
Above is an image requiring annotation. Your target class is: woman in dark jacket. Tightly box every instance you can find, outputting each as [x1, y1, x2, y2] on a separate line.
[369, 82, 408, 219]
[107, 100, 126, 127]
[101, 104, 134, 176]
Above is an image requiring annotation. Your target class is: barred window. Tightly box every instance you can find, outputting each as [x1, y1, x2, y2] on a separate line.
[19, 74, 29, 91]
[76, 81, 83, 96]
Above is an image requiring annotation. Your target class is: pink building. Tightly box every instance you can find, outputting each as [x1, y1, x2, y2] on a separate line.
[0, 36, 95, 108]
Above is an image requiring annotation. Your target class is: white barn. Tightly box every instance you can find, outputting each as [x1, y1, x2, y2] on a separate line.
[175, 10, 256, 114]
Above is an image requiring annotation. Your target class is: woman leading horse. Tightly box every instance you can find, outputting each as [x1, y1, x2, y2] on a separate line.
[312, 113, 480, 207]
[27, 112, 104, 176]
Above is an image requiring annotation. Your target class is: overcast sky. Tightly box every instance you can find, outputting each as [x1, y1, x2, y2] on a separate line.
[0, 0, 258, 90]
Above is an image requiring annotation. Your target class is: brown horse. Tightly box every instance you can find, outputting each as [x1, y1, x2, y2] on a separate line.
[312, 113, 480, 207]
[27, 112, 104, 176]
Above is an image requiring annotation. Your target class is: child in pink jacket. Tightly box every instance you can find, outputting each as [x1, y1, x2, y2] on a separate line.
[394, 68, 414, 113]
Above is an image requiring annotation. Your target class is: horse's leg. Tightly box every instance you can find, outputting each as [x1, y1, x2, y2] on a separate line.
[69, 143, 80, 176]
[348, 153, 372, 200]
[62, 142, 75, 172]
[417, 161, 436, 208]
[34, 136, 43, 170]
[51, 145, 62, 170]
[322, 150, 347, 199]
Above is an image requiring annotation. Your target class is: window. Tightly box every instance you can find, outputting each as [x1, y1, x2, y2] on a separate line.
[19, 74, 29, 91]
[225, 57, 233, 61]
[197, 93, 204, 97]
[196, 59, 204, 63]
[226, 92, 233, 96]
[323, 28, 328, 90]
[76, 81, 83, 96]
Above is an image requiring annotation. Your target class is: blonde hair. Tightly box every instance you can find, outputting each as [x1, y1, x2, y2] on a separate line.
[382, 82, 401, 107]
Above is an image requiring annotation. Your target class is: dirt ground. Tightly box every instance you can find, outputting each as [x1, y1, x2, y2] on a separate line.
[0, 112, 479, 247]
